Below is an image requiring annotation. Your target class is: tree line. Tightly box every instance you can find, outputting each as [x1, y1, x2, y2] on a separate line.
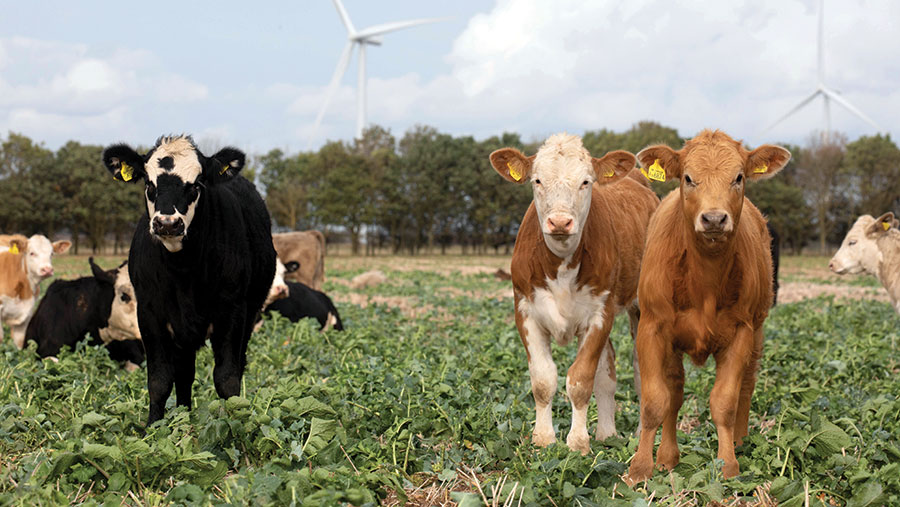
[1, 123, 898, 255]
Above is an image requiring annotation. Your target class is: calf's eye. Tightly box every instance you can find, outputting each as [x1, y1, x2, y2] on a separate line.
[848, 240, 857, 246]
[120, 293, 132, 303]
[684, 174, 695, 186]
[734, 173, 743, 185]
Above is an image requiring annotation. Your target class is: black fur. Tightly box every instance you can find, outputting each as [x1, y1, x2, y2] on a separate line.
[264, 281, 343, 331]
[24, 258, 143, 365]
[105, 140, 276, 425]
[767, 222, 780, 306]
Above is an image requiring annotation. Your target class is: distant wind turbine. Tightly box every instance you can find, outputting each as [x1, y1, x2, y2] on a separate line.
[763, 0, 880, 140]
[309, 0, 446, 145]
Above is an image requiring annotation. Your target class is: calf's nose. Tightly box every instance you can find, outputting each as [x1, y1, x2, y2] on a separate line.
[700, 211, 729, 231]
[40, 267, 53, 277]
[152, 215, 185, 236]
[547, 215, 574, 234]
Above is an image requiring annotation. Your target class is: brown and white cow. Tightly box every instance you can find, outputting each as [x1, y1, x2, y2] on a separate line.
[272, 230, 326, 290]
[625, 130, 790, 483]
[830, 212, 900, 313]
[490, 133, 659, 453]
[98, 262, 143, 343]
[0, 234, 71, 347]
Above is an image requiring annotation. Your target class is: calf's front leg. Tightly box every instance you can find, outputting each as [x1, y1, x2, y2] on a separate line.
[710, 325, 755, 478]
[517, 312, 557, 447]
[211, 312, 247, 400]
[566, 307, 617, 453]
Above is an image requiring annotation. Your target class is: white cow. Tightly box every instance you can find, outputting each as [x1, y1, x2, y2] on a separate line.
[830, 213, 900, 313]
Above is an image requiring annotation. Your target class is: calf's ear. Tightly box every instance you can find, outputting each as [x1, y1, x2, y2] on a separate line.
[103, 144, 146, 182]
[8, 238, 27, 255]
[489, 148, 535, 184]
[866, 212, 895, 237]
[52, 240, 71, 255]
[89, 257, 115, 285]
[636, 145, 681, 182]
[745, 144, 791, 181]
[592, 150, 636, 185]
[204, 147, 246, 183]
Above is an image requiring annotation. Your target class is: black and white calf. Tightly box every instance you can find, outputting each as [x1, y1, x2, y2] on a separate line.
[264, 261, 343, 330]
[102, 135, 276, 424]
[25, 258, 144, 367]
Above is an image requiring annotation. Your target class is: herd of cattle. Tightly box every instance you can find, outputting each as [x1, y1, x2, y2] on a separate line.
[0, 132, 897, 484]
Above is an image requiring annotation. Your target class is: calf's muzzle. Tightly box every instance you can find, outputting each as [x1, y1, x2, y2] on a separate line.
[152, 215, 185, 237]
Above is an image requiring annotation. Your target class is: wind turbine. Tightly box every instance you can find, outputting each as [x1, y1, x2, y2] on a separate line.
[763, 0, 880, 140]
[310, 0, 445, 144]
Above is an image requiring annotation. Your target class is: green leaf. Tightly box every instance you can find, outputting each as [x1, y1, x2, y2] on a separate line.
[301, 417, 338, 456]
[82, 443, 122, 461]
[847, 481, 885, 507]
[450, 492, 483, 507]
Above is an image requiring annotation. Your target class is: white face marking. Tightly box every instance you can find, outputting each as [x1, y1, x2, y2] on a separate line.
[144, 137, 203, 250]
[105, 265, 141, 341]
[145, 137, 202, 186]
[531, 134, 595, 258]
[24, 235, 56, 285]
[264, 259, 290, 307]
[831, 216, 880, 275]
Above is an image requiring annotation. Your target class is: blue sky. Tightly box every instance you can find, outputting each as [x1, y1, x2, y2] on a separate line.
[1, 0, 897, 155]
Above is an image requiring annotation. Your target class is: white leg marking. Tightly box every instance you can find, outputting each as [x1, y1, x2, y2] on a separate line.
[11, 324, 27, 349]
[565, 374, 591, 452]
[593, 340, 617, 440]
[524, 315, 557, 446]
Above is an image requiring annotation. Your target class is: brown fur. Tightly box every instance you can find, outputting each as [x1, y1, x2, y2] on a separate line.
[272, 230, 326, 290]
[626, 130, 791, 484]
[0, 240, 33, 300]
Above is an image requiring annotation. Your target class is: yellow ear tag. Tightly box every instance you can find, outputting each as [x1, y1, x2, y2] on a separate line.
[119, 161, 134, 182]
[507, 160, 522, 181]
[883, 221, 891, 231]
[641, 159, 666, 182]
[754, 163, 768, 174]
[219, 163, 229, 175]
[603, 166, 615, 178]
[9, 244, 19, 254]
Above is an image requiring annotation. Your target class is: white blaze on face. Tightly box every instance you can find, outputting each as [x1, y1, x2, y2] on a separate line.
[264, 259, 290, 308]
[531, 134, 595, 258]
[144, 137, 203, 252]
[104, 265, 141, 341]
[830, 215, 881, 275]
[18, 235, 70, 287]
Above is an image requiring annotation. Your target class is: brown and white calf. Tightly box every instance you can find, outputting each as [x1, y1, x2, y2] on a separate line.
[490, 133, 659, 453]
[273, 230, 326, 290]
[830, 212, 900, 313]
[626, 130, 790, 483]
[0, 235, 71, 347]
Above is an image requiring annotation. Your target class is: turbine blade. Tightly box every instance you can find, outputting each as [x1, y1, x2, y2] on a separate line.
[332, 0, 355, 34]
[821, 88, 881, 130]
[309, 42, 354, 148]
[353, 17, 449, 40]
[762, 90, 822, 134]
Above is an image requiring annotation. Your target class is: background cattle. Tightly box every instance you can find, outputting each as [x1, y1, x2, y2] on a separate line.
[626, 130, 791, 483]
[830, 212, 900, 313]
[349, 269, 386, 289]
[273, 230, 326, 290]
[490, 133, 659, 454]
[103, 135, 276, 424]
[24, 258, 143, 368]
[98, 264, 142, 343]
[0, 234, 71, 347]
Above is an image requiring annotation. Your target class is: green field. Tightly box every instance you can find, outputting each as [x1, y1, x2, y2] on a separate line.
[1, 256, 898, 506]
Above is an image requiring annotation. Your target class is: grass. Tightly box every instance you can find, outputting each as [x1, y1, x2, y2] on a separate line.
[0, 256, 898, 505]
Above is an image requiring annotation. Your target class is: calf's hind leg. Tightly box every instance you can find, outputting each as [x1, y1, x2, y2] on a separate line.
[734, 327, 763, 446]
[211, 312, 248, 400]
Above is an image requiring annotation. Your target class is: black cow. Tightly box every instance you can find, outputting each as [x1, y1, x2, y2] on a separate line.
[767, 222, 781, 306]
[25, 258, 144, 366]
[264, 281, 344, 331]
[102, 135, 275, 425]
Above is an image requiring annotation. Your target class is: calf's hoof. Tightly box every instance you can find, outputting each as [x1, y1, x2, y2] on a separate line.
[656, 445, 680, 471]
[625, 455, 654, 486]
[566, 431, 591, 455]
[722, 460, 740, 479]
[532, 429, 556, 447]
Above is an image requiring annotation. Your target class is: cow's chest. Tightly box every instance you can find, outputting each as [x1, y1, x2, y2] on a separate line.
[519, 264, 609, 346]
[0, 295, 35, 326]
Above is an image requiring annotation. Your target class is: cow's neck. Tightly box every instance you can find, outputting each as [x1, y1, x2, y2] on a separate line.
[542, 229, 584, 261]
[683, 219, 737, 289]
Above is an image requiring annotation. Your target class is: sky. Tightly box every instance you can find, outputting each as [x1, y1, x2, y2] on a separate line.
[0, 0, 897, 156]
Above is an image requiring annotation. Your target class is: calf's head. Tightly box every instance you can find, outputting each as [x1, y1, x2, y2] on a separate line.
[106, 261, 142, 340]
[11, 235, 71, 281]
[829, 215, 881, 275]
[490, 134, 635, 257]
[637, 130, 790, 251]
[264, 259, 290, 308]
[272, 231, 325, 287]
[102, 135, 246, 253]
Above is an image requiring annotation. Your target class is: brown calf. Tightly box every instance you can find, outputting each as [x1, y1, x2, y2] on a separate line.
[491, 134, 659, 453]
[626, 130, 791, 483]
[272, 230, 326, 290]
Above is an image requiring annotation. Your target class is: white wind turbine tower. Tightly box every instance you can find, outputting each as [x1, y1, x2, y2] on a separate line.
[310, 0, 445, 144]
[763, 0, 880, 140]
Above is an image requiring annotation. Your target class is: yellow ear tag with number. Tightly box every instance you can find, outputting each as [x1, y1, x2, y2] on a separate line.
[507, 160, 522, 181]
[219, 163, 229, 175]
[603, 165, 615, 178]
[883, 221, 891, 231]
[641, 159, 666, 182]
[119, 161, 134, 182]
[9, 244, 19, 254]
[754, 163, 768, 174]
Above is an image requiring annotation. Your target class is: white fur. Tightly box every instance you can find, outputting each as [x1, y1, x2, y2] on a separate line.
[100, 265, 141, 343]
[830, 215, 881, 275]
[144, 137, 203, 252]
[0, 295, 35, 348]
[263, 259, 289, 308]
[592, 340, 617, 440]
[531, 134, 596, 259]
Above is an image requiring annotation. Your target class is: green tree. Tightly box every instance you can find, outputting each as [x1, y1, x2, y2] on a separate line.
[793, 132, 847, 253]
[844, 133, 900, 218]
